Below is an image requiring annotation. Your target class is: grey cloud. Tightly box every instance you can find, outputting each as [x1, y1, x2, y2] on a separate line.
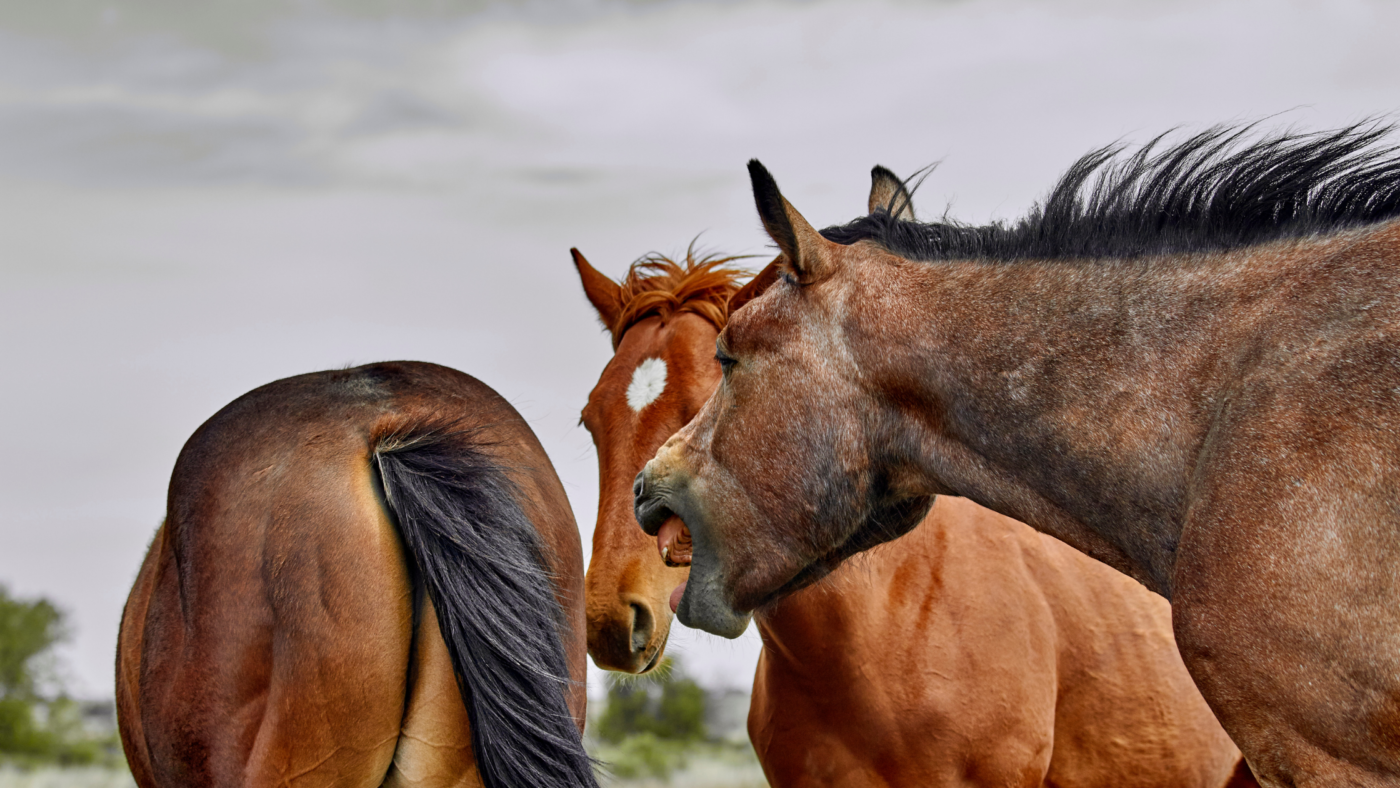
[342, 89, 470, 137]
[0, 101, 322, 186]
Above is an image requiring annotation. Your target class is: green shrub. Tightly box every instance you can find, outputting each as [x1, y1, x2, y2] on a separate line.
[0, 586, 102, 766]
[602, 733, 680, 780]
[595, 658, 707, 745]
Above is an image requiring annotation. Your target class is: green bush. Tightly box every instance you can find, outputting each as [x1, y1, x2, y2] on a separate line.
[595, 658, 707, 746]
[652, 674, 705, 742]
[0, 591, 62, 702]
[0, 586, 102, 766]
[602, 733, 679, 780]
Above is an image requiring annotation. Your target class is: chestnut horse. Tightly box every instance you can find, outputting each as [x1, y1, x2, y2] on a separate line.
[117, 362, 597, 788]
[635, 126, 1400, 787]
[575, 248, 1247, 786]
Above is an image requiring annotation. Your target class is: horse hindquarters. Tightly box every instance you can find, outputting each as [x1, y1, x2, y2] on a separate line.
[115, 523, 167, 788]
[116, 364, 595, 788]
[119, 440, 418, 788]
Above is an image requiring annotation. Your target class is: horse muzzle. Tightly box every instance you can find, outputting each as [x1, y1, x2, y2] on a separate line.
[633, 461, 753, 639]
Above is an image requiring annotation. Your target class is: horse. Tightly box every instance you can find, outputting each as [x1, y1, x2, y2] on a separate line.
[574, 247, 1249, 787]
[116, 361, 598, 788]
[633, 125, 1400, 787]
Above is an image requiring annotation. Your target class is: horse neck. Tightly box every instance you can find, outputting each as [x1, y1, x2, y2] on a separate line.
[869, 234, 1356, 595]
[753, 515, 953, 678]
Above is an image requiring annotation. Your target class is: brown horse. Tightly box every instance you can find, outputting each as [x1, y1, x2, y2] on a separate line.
[117, 361, 597, 788]
[635, 126, 1400, 787]
[574, 248, 1247, 786]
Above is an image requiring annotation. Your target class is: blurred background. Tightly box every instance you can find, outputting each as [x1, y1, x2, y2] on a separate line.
[0, 0, 1396, 783]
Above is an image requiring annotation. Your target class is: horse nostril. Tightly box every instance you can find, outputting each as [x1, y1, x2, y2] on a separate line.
[630, 602, 654, 655]
[633, 471, 646, 499]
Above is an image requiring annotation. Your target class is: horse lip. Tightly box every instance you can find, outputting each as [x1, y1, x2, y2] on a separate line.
[639, 646, 664, 673]
[634, 490, 674, 536]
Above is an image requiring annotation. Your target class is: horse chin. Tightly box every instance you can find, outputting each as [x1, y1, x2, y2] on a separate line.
[674, 562, 753, 639]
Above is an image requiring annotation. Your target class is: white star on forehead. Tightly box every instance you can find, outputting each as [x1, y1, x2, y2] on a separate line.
[626, 358, 668, 412]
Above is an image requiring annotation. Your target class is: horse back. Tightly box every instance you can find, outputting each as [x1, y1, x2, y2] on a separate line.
[117, 362, 588, 788]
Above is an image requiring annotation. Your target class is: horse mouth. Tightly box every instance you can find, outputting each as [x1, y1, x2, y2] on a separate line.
[638, 640, 666, 673]
[657, 516, 693, 567]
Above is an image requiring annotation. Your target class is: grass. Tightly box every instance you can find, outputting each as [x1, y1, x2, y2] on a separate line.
[590, 738, 768, 787]
[0, 767, 135, 788]
[0, 744, 769, 788]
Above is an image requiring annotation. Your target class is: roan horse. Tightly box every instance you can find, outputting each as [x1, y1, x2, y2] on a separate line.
[117, 361, 597, 788]
[635, 126, 1400, 787]
[574, 245, 1249, 786]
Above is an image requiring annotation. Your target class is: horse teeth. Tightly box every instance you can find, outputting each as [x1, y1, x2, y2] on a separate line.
[662, 546, 669, 562]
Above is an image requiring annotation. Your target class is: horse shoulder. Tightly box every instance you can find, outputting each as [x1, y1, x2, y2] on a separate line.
[1012, 524, 1240, 788]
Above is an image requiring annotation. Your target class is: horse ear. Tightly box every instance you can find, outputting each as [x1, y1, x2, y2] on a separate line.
[748, 159, 838, 284]
[571, 248, 622, 331]
[869, 165, 915, 221]
[728, 259, 783, 313]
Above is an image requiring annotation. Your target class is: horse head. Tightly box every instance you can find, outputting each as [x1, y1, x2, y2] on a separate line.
[574, 247, 754, 670]
[633, 163, 937, 638]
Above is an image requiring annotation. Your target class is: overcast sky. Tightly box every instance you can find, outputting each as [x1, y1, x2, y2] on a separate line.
[1, 0, 1397, 700]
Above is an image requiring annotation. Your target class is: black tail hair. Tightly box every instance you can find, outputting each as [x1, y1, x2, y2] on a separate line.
[375, 428, 598, 788]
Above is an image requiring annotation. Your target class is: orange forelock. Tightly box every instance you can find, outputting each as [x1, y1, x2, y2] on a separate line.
[609, 249, 753, 348]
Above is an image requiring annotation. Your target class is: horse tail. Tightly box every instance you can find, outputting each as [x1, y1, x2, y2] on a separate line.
[374, 427, 598, 788]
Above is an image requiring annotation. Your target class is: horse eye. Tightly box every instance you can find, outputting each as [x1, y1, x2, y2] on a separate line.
[715, 349, 737, 374]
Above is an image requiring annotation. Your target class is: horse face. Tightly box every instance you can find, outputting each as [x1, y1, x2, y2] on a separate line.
[576, 252, 722, 670]
[635, 163, 936, 638]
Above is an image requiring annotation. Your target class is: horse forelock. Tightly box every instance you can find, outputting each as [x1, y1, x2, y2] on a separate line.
[610, 250, 751, 346]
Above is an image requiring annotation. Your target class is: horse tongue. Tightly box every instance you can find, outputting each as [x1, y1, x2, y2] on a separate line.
[656, 516, 693, 567]
[669, 581, 687, 613]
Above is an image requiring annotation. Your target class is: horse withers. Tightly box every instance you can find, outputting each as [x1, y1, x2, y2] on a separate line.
[635, 127, 1400, 787]
[117, 362, 597, 788]
[575, 247, 1248, 787]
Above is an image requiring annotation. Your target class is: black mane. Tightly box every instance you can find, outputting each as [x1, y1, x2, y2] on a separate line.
[822, 123, 1400, 262]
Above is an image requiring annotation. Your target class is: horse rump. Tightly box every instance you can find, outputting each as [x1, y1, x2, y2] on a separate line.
[374, 426, 598, 788]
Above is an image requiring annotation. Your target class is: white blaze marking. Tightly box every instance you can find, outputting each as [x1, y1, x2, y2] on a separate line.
[627, 358, 668, 412]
